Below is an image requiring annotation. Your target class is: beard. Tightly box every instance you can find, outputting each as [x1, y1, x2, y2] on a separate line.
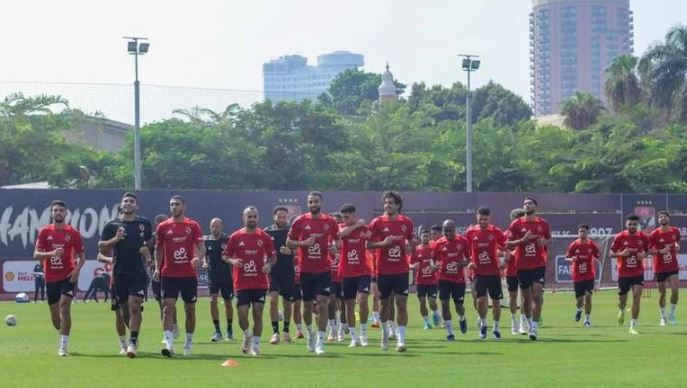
[310, 206, 321, 214]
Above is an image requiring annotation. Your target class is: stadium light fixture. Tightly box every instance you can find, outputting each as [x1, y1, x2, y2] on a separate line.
[458, 54, 481, 193]
[123, 36, 149, 190]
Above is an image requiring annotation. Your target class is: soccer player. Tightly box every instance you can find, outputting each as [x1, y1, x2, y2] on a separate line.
[265, 206, 298, 344]
[154, 195, 205, 357]
[338, 204, 372, 347]
[610, 213, 649, 334]
[410, 229, 440, 329]
[292, 264, 305, 339]
[34, 200, 85, 356]
[369, 250, 382, 328]
[96, 250, 129, 354]
[368, 191, 415, 352]
[328, 211, 346, 342]
[565, 224, 600, 327]
[507, 197, 551, 340]
[430, 224, 443, 244]
[150, 213, 179, 343]
[649, 211, 681, 326]
[99, 192, 153, 358]
[504, 208, 526, 335]
[466, 207, 507, 340]
[33, 262, 45, 303]
[203, 218, 234, 342]
[223, 206, 276, 356]
[287, 191, 339, 355]
[433, 219, 470, 341]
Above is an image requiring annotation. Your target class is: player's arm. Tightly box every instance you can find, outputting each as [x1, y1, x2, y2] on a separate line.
[339, 219, 366, 238]
[99, 223, 124, 253]
[33, 247, 60, 260]
[263, 254, 277, 274]
[97, 249, 114, 264]
[192, 241, 206, 268]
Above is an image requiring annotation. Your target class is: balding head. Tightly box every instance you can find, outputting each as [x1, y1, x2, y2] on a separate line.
[210, 218, 223, 238]
[442, 219, 456, 239]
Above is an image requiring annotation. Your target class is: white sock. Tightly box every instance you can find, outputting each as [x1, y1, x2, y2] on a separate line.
[445, 320, 454, 336]
[397, 326, 406, 341]
[585, 314, 591, 322]
[577, 307, 583, 312]
[243, 329, 251, 337]
[296, 323, 303, 331]
[459, 315, 466, 322]
[383, 321, 392, 335]
[660, 307, 666, 318]
[423, 315, 430, 324]
[360, 323, 368, 334]
[373, 311, 380, 321]
[317, 330, 326, 342]
[306, 325, 313, 335]
[349, 327, 357, 339]
[119, 335, 127, 348]
[531, 320, 538, 330]
[251, 336, 260, 346]
[390, 321, 397, 334]
[630, 319, 637, 328]
[328, 319, 336, 331]
[164, 330, 174, 347]
[60, 335, 69, 347]
[670, 304, 677, 315]
[493, 320, 500, 331]
[341, 323, 349, 333]
[511, 313, 516, 322]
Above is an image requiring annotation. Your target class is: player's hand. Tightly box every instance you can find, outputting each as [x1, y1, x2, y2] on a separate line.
[262, 263, 272, 274]
[537, 238, 547, 246]
[301, 237, 316, 247]
[69, 268, 80, 283]
[191, 257, 200, 268]
[357, 219, 367, 226]
[619, 248, 630, 257]
[152, 270, 160, 282]
[202, 261, 208, 269]
[637, 251, 645, 260]
[467, 262, 476, 270]
[499, 261, 507, 270]
[659, 247, 670, 254]
[116, 226, 126, 241]
[280, 245, 293, 255]
[380, 236, 395, 247]
[139, 246, 150, 258]
[53, 247, 64, 257]
[523, 231, 536, 242]
[231, 259, 244, 268]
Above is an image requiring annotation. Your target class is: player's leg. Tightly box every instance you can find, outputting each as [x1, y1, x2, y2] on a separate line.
[237, 294, 251, 354]
[210, 284, 223, 341]
[250, 291, 266, 356]
[657, 275, 667, 325]
[488, 277, 503, 338]
[453, 283, 467, 335]
[292, 295, 303, 338]
[327, 291, 338, 341]
[313, 273, 330, 354]
[338, 289, 347, 342]
[428, 286, 440, 326]
[617, 278, 629, 326]
[629, 281, 643, 333]
[668, 273, 679, 324]
[583, 287, 592, 326]
[531, 269, 545, 322]
[344, 295, 358, 346]
[126, 272, 145, 356]
[438, 281, 454, 340]
[161, 276, 180, 356]
[281, 295, 292, 341]
[418, 290, 430, 329]
[181, 277, 198, 355]
[394, 292, 409, 351]
[223, 281, 235, 340]
[57, 279, 76, 356]
[371, 278, 381, 327]
[475, 277, 489, 339]
[268, 290, 281, 344]
[115, 305, 127, 354]
[47, 282, 62, 330]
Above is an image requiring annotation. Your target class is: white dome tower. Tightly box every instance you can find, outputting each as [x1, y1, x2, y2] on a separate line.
[378, 62, 397, 103]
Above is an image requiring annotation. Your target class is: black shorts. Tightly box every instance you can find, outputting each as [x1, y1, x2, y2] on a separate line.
[269, 270, 297, 301]
[236, 289, 267, 307]
[656, 270, 679, 283]
[152, 279, 161, 301]
[377, 273, 410, 299]
[474, 275, 503, 300]
[506, 276, 519, 293]
[161, 276, 198, 303]
[47, 277, 76, 305]
[574, 279, 595, 298]
[518, 267, 546, 289]
[331, 281, 344, 299]
[113, 270, 147, 306]
[342, 275, 372, 299]
[438, 280, 466, 303]
[300, 272, 331, 302]
[618, 275, 644, 296]
[208, 275, 234, 300]
[371, 276, 378, 283]
[416, 284, 438, 299]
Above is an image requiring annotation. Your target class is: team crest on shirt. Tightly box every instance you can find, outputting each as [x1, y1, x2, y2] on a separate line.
[401, 225, 407, 232]
[64, 235, 71, 242]
[257, 239, 263, 247]
[324, 224, 330, 231]
[488, 235, 494, 241]
[359, 231, 365, 238]
[659, 238, 664, 243]
[221, 243, 227, 250]
[536, 226, 543, 232]
[139, 224, 145, 231]
[638, 240, 644, 246]
[186, 227, 192, 235]
[623, 241, 629, 246]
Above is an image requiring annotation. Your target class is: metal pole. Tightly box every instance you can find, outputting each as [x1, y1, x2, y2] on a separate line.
[466, 65, 472, 193]
[133, 41, 141, 190]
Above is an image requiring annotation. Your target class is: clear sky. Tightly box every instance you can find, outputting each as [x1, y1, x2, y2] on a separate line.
[1, 0, 685, 121]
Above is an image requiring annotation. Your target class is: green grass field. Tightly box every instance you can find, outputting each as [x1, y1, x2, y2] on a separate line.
[1, 290, 685, 387]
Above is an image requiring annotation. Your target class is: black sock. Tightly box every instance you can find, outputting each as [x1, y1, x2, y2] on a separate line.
[130, 331, 139, 346]
[272, 321, 279, 334]
[227, 320, 233, 335]
[283, 321, 290, 333]
[213, 319, 220, 332]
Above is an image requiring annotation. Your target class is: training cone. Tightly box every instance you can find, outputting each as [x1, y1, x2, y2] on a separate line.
[221, 359, 239, 367]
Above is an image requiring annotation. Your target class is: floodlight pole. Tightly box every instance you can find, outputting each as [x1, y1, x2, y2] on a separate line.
[459, 54, 480, 193]
[125, 36, 147, 190]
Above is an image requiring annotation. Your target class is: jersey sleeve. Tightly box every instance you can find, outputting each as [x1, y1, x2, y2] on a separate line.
[155, 223, 165, 247]
[368, 219, 380, 242]
[404, 218, 415, 241]
[35, 228, 47, 251]
[543, 220, 552, 239]
[101, 221, 116, 242]
[675, 228, 682, 244]
[591, 241, 600, 258]
[507, 220, 520, 240]
[610, 235, 622, 252]
[72, 229, 85, 254]
[287, 217, 302, 241]
[264, 233, 277, 257]
[143, 220, 153, 242]
[566, 241, 576, 257]
[192, 221, 203, 243]
[495, 228, 507, 249]
[640, 234, 650, 252]
[225, 234, 237, 258]
[329, 218, 340, 241]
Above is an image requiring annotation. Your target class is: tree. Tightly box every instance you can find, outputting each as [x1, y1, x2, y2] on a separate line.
[471, 81, 533, 126]
[325, 68, 405, 115]
[561, 92, 606, 130]
[640, 25, 687, 123]
[605, 54, 643, 112]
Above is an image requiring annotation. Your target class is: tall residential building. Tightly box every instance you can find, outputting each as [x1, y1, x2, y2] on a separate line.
[263, 51, 364, 103]
[530, 0, 634, 116]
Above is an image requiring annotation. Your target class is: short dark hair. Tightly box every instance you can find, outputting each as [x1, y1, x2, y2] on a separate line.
[383, 190, 403, 211]
[339, 204, 356, 214]
[51, 200, 66, 210]
[510, 208, 525, 220]
[524, 196, 538, 206]
[657, 210, 670, 219]
[308, 191, 323, 200]
[477, 206, 490, 216]
[578, 224, 589, 231]
[170, 195, 185, 205]
[331, 212, 343, 219]
[626, 213, 640, 222]
[430, 224, 442, 232]
[123, 192, 138, 203]
[420, 229, 430, 235]
[154, 214, 168, 224]
[273, 206, 288, 215]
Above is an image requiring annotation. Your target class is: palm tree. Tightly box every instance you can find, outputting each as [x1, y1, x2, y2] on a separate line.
[0, 93, 68, 117]
[639, 25, 687, 122]
[561, 92, 606, 130]
[605, 54, 643, 112]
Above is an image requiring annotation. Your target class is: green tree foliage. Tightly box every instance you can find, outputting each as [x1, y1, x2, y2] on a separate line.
[561, 92, 606, 130]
